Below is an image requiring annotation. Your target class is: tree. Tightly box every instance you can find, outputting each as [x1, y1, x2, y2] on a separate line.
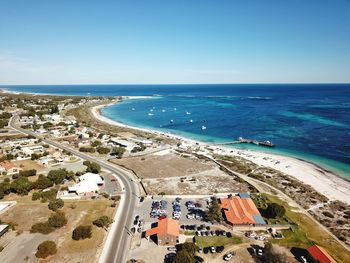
[48, 211, 67, 228]
[10, 177, 32, 195]
[48, 199, 64, 211]
[47, 169, 68, 185]
[93, 216, 113, 228]
[83, 161, 101, 174]
[35, 241, 57, 258]
[264, 203, 286, 219]
[91, 140, 102, 147]
[173, 242, 199, 263]
[19, 169, 37, 177]
[264, 242, 289, 263]
[31, 153, 40, 160]
[31, 222, 54, 234]
[32, 174, 54, 189]
[97, 147, 110, 154]
[43, 122, 53, 129]
[112, 147, 125, 159]
[205, 198, 222, 222]
[72, 225, 92, 240]
[174, 250, 193, 263]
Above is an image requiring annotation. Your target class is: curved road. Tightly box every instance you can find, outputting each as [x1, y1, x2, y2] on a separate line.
[10, 115, 139, 263]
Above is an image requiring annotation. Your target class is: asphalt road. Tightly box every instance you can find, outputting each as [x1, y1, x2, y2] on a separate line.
[10, 115, 139, 263]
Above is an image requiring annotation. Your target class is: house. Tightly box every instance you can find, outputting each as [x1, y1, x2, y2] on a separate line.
[110, 138, 136, 151]
[0, 161, 21, 175]
[68, 173, 104, 195]
[145, 218, 180, 246]
[220, 193, 265, 225]
[22, 145, 44, 156]
[307, 245, 336, 263]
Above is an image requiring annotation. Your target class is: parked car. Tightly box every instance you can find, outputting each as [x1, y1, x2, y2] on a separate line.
[167, 247, 177, 251]
[131, 227, 136, 234]
[210, 246, 216, 253]
[300, 256, 308, 263]
[223, 251, 235, 261]
[257, 248, 263, 257]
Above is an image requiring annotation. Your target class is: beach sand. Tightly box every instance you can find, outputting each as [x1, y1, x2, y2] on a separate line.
[92, 102, 350, 204]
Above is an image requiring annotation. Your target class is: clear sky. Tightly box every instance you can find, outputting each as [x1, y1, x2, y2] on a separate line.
[0, 0, 350, 84]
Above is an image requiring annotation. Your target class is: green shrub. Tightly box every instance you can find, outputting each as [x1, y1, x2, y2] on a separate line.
[31, 222, 54, 234]
[93, 216, 113, 228]
[48, 211, 67, 228]
[72, 225, 92, 240]
[35, 241, 57, 258]
[48, 198, 64, 211]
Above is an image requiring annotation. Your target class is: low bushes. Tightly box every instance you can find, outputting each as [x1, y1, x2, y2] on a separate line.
[35, 241, 57, 258]
[72, 225, 92, 240]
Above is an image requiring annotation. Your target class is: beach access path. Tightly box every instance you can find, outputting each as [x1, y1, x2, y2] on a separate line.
[9, 114, 140, 263]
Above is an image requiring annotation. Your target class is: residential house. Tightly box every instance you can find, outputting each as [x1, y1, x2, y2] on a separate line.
[0, 161, 22, 175]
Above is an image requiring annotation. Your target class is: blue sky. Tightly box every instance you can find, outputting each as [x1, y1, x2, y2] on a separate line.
[0, 0, 350, 84]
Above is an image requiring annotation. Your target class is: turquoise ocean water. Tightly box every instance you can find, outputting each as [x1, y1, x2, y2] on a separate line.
[4, 84, 350, 179]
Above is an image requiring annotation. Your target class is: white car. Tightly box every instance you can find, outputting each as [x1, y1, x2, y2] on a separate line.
[300, 256, 307, 263]
[257, 249, 263, 257]
[210, 246, 216, 253]
[223, 252, 234, 261]
[186, 214, 194, 219]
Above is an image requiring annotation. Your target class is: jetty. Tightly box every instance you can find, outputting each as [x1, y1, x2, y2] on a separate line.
[214, 137, 275, 147]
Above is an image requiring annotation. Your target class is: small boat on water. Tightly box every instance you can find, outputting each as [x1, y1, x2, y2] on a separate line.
[174, 108, 177, 111]
[131, 108, 135, 111]
[162, 109, 166, 112]
[170, 119, 174, 123]
[189, 119, 193, 123]
[148, 113, 154, 116]
[186, 111, 191, 115]
[150, 108, 154, 112]
[201, 125, 207, 130]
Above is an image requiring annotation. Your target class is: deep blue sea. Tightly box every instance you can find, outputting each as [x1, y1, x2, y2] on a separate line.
[3, 84, 350, 178]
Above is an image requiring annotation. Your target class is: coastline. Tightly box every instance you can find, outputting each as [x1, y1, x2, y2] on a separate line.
[92, 102, 350, 205]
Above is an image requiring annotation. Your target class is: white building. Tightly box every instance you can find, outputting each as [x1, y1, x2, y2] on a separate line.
[68, 173, 104, 195]
[110, 138, 137, 151]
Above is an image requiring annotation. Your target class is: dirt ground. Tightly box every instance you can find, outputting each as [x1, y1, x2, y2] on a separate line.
[143, 171, 250, 195]
[110, 153, 215, 178]
[14, 159, 45, 173]
[111, 153, 250, 195]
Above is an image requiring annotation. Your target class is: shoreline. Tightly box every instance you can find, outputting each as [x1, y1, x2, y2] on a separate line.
[92, 102, 350, 205]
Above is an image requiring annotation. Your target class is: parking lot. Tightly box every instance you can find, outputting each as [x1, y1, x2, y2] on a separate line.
[133, 195, 214, 229]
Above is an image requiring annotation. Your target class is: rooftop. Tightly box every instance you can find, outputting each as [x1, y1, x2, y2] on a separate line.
[145, 218, 180, 237]
[220, 195, 264, 225]
[307, 245, 336, 263]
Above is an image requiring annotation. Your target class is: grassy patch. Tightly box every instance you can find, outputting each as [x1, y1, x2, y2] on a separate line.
[264, 194, 350, 263]
[194, 236, 242, 247]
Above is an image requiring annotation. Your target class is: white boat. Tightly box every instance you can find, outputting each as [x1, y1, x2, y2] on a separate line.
[162, 109, 166, 112]
[186, 111, 191, 115]
[174, 108, 177, 111]
[131, 108, 135, 111]
[170, 119, 174, 123]
[189, 119, 193, 123]
[201, 125, 207, 130]
[148, 113, 154, 116]
[150, 108, 154, 112]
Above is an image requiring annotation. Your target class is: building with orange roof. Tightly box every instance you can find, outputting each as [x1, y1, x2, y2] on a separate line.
[0, 161, 21, 176]
[307, 245, 336, 263]
[145, 218, 180, 246]
[220, 193, 265, 225]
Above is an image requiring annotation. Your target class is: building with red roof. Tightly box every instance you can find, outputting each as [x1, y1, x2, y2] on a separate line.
[0, 161, 21, 176]
[307, 245, 336, 263]
[220, 193, 265, 225]
[145, 218, 180, 246]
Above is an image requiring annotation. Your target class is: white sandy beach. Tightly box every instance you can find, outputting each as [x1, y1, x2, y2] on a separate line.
[91, 101, 350, 205]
